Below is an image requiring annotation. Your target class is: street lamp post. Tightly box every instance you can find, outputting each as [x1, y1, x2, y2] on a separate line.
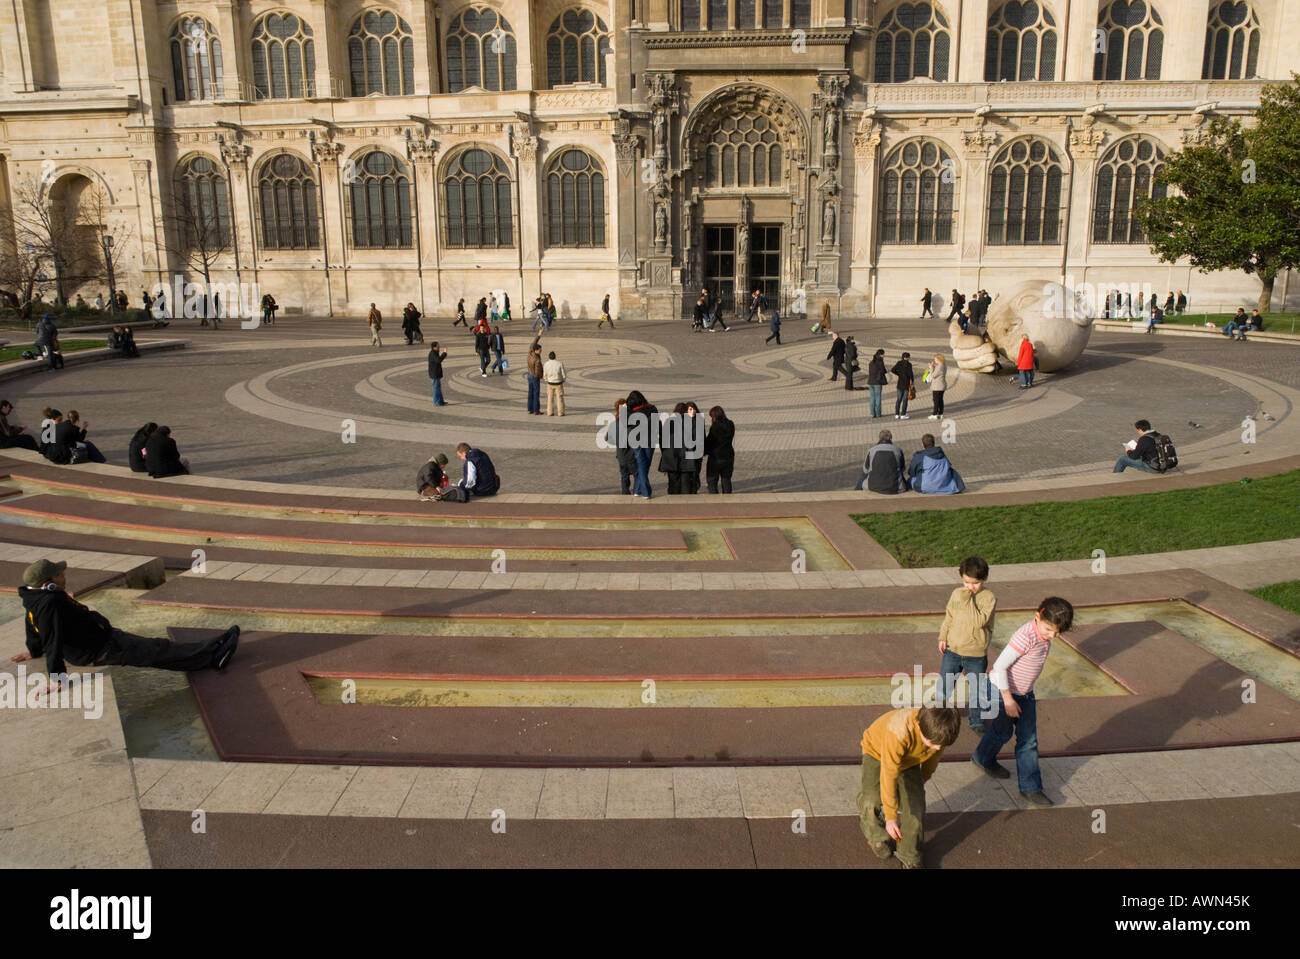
[101, 233, 117, 313]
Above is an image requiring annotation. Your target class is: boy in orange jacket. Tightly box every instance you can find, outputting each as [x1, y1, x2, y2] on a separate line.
[857, 706, 961, 868]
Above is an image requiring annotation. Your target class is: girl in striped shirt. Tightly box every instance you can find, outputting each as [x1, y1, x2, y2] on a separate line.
[970, 597, 1074, 807]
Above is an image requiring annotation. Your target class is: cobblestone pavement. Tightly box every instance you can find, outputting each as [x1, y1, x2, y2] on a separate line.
[5, 314, 1297, 494]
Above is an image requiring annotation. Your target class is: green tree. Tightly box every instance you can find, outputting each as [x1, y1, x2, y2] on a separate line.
[1136, 73, 1300, 314]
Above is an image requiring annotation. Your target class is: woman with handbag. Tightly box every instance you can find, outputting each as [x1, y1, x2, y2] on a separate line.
[891, 352, 915, 420]
[926, 354, 947, 419]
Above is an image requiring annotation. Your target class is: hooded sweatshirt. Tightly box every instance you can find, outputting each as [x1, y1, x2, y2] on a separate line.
[907, 445, 965, 495]
[20, 584, 115, 675]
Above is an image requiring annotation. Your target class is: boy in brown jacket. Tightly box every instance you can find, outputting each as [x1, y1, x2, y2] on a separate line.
[857, 706, 961, 868]
[938, 555, 997, 733]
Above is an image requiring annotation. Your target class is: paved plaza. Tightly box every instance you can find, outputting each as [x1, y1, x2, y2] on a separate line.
[1, 313, 1298, 873]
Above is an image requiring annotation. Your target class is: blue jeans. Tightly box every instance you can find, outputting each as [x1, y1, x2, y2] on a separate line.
[895, 389, 909, 415]
[526, 373, 540, 413]
[940, 650, 989, 727]
[430, 378, 445, 406]
[972, 688, 1042, 794]
[478, 352, 489, 374]
[1113, 454, 1156, 473]
[869, 385, 883, 417]
[491, 349, 505, 373]
[632, 447, 653, 498]
[1018, 369, 1031, 387]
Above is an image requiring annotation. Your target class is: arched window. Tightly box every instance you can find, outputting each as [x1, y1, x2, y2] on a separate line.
[985, 1, 1058, 82]
[251, 11, 316, 99]
[681, 0, 701, 30]
[704, 114, 783, 189]
[547, 9, 613, 87]
[348, 10, 415, 96]
[1202, 1, 1261, 80]
[444, 149, 514, 248]
[1093, 137, 1166, 244]
[257, 153, 319, 250]
[174, 156, 230, 250]
[545, 149, 605, 248]
[446, 8, 517, 92]
[1094, 1, 1163, 81]
[170, 16, 223, 101]
[880, 140, 957, 244]
[875, 3, 952, 83]
[348, 151, 412, 249]
[987, 138, 1063, 245]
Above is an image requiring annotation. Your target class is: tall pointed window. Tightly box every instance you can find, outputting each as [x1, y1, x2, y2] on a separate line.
[251, 12, 316, 99]
[1093, 137, 1167, 244]
[1202, 2, 1261, 80]
[444, 149, 514, 248]
[545, 150, 606, 248]
[875, 4, 952, 83]
[348, 151, 413, 249]
[985, 1, 1058, 82]
[880, 140, 957, 244]
[170, 16, 224, 101]
[175, 156, 231, 249]
[446, 8, 517, 92]
[257, 153, 320, 250]
[348, 10, 415, 96]
[987, 138, 1064, 245]
[1094, 1, 1164, 81]
[546, 9, 613, 87]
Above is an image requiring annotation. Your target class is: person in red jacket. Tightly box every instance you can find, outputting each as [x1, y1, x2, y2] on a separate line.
[1016, 334, 1035, 390]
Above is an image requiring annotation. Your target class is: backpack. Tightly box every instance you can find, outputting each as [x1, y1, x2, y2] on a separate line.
[1148, 431, 1178, 472]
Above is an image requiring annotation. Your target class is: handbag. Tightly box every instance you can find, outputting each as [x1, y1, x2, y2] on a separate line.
[908, 384, 917, 401]
[501, 357, 510, 370]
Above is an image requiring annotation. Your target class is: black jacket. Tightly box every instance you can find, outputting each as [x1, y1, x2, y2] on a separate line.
[867, 356, 888, 385]
[403, 307, 421, 329]
[428, 348, 447, 379]
[490, 333, 504, 353]
[1133, 432, 1159, 464]
[864, 442, 906, 494]
[20, 584, 115, 675]
[626, 403, 659, 454]
[145, 432, 185, 477]
[464, 448, 499, 495]
[891, 359, 914, 389]
[845, 342, 859, 368]
[827, 339, 846, 363]
[128, 425, 153, 472]
[42, 420, 78, 464]
[474, 330, 491, 354]
[704, 417, 735, 472]
[474, 301, 488, 322]
[416, 460, 446, 493]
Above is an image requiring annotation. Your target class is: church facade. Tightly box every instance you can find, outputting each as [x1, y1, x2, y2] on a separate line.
[1, 1, 1297, 321]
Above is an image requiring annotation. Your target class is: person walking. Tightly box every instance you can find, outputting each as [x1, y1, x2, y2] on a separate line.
[1175, 290, 1187, 315]
[489, 326, 506, 375]
[692, 295, 708, 333]
[746, 287, 767, 323]
[710, 294, 730, 331]
[367, 303, 383, 347]
[765, 307, 782, 345]
[501, 292, 511, 322]
[543, 350, 566, 416]
[598, 293, 614, 329]
[474, 323, 491, 376]
[525, 339, 543, 414]
[891, 352, 915, 420]
[945, 289, 965, 322]
[704, 406, 735, 494]
[844, 336, 859, 391]
[473, 297, 489, 329]
[428, 341, 448, 407]
[867, 349, 888, 419]
[1016, 335, 1035, 389]
[454, 297, 468, 328]
[403, 302, 423, 345]
[817, 301, 833, 335]
[489, 293, 500, 324]
[920, 288, 933, 318]
[625, 390, 658, 499]
[827, 332, 846, 382]
[926, 354, 947, 419]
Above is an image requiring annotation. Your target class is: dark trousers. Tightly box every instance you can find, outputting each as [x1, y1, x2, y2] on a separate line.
[526, 373, 541, 413]
[830, 360, 842, 381]
[1, 436, 39, 452]
[707, 467, 733, 494]
[932, 390, 944, 416]
[921, 301, 933, 317]
[478, 351, 489, 374]
[844, 366, 856, 390]
[684, 469, 701, 494]
[619, 463, 633, 495]
[765, 330, 781, 344]
[665, 471, 686, 494]
[93, 629, 222, 671]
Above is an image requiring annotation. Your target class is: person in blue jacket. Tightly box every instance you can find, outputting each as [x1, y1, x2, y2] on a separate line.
[907, 434, 966, 494]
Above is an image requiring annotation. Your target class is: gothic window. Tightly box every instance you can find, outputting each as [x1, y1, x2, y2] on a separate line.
[170, 16, 223, 101]
[1094, 1, 1163, 80]
[681, 0, 701, 30]
[348, 151, 413, 249]
[447, 7, 517, 91]
[880, 140, 957, 244]
[791, 0, 811, 28]
[986, 138, 1064, 245]
[444, 149, 514, 248]
[1092, 137, 1167, 244]
[174, 156, 230, 250]
[1202, 2, 1261, 80]
[985, 1, 1058, 82]
[763, 0, 783, 27]
[545, 149, 606, 248]
[737, 0, 756, 28]
[251, 11, 316, 99]
[875, 3, 952, 83]
[348, 10, 415, 96]
[704, 115, 783, 189]
[257, 153, 319, 250]
[546, 9, 613, 87]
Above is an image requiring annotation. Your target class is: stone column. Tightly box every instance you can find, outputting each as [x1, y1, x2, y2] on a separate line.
[407, 2, 436, 95]
[406, 133, 440, 309]
[130, 158, 167, 289]
[305, 0, 340, 98]
[210, 1, 245, 99]
[849, 111, 881, 312]
[312, 134, 348, 307]
[958, 128, 998, 270]
[812, 73, 849, 306]
[1066, 124, 1107, 286]
[956, 0, 990, 83]
[612, 121, 642, 314]
[644, 71, 680, 318]
[218, 135, 255, 280]
[513, 129, 542, 292]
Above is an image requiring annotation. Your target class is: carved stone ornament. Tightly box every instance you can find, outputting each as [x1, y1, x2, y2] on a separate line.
[220, 138, 250, 166]
[1068, 128, 1107, 156]
[613, 133, 640, 166]
[311, 138, 343, 164]
[961, 129, 999, 156]
[514, 135, 540, 164]
[853, 117, 881, 158]
[407, 136, 438, 162]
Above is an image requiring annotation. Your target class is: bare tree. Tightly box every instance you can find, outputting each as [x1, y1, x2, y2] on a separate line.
[162, 163, 234, 324]
[76, 183, 135, 312]
[0, 175, 95, 319]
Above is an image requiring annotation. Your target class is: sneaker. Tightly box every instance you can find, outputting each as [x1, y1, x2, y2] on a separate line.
[927, 414, 939, 420]
[973, 758, 1011, 779]
[1020, 791, 1054, 807]
[213, 626, 240, 670]
[481, 372, 487, 377]
[894, 414, 900, 419]
[899, 415, 910, 420]
[868, 840, 893, 860]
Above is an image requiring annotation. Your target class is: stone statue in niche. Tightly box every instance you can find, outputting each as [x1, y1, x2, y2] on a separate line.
[822, 201, 835, 245]
[654, 204, 668, 245]
[737, 224, 749, 261]
[653, 112, 666, 155]
[824, 109, 839, 153]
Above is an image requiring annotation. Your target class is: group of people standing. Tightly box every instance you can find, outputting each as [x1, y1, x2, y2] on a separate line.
[605, 393, 736, 498]
[923, 288, 993, 333]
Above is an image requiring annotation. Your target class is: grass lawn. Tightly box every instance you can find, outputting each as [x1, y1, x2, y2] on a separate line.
[1248, 580, 1300, 617]
[854, 470, 1300, 568]
[0, 340, 103, 363]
